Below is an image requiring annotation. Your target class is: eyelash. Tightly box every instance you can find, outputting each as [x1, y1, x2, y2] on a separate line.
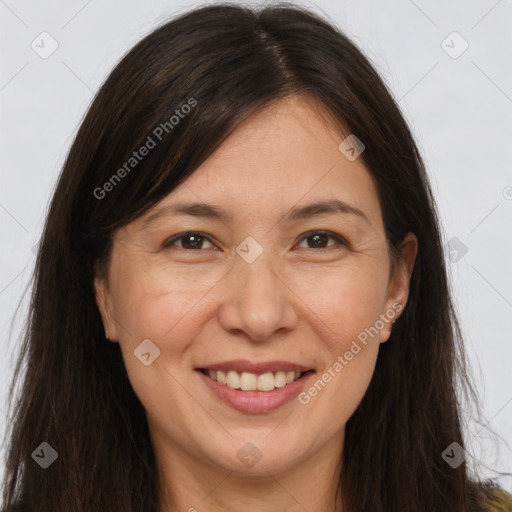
[163, 230, 349, 252]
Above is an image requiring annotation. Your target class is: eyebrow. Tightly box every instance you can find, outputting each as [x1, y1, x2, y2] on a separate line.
[142, 199, 370, 228]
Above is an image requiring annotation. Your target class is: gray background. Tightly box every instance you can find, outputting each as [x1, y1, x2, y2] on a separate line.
[1, 0, 511, 491]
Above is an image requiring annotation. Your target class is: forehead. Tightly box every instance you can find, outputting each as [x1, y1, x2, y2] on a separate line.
[137, 95, 384, 231]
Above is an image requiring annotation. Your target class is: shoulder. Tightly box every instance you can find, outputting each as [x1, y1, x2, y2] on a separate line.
[487, 488, 512, 511]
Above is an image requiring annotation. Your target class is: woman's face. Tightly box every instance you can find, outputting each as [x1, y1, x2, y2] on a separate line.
[95, 95, 416, 477]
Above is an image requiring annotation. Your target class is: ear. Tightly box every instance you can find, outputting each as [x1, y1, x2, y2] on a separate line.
[94, 275, 119, 342]
[380, 232, 418, 343]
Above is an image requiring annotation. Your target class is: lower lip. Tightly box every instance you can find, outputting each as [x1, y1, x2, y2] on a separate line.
[197, 370, 315, 414]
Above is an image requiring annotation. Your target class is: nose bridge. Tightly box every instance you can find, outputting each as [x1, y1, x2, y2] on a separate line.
[220, 243, 296, 341]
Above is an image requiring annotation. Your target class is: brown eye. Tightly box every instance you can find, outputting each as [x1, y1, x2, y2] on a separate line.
[296, 231, 347, 250]
[163, 232, 215, 250]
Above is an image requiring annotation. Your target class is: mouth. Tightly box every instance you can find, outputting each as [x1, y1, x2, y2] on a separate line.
[195, 362, 316, 414]
[197, 368, 314, 392]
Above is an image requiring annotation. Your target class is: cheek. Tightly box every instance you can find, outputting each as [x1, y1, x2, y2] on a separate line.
[108, 262, 211, 423]
[289, 259, 389, 347]
[292, 262, 386, 420]
[108, 257, 222, 347]
[299, 344, 379, 440]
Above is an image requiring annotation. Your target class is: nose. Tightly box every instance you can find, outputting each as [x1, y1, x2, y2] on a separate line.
[217, 252, 299, 342]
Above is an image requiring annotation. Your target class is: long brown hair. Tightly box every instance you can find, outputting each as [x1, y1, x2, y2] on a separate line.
[1, 3, 502, 511]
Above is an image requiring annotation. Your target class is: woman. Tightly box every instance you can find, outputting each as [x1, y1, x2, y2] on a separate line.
[2, 3, 510, 511]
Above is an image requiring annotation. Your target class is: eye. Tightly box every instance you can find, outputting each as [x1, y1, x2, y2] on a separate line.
[162, 230, 348, 252]
[163, 232, 216, 251]
[295, 231, 348, 250]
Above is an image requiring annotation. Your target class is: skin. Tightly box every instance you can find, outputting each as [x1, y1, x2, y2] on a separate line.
[95, 94, 417, 512]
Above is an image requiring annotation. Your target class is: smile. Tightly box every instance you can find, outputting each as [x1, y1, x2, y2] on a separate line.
[195, 361, 316, 414]
[199, 368, 304, 392]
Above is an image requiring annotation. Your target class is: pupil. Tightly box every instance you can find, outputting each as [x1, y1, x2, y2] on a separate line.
[184, 235, 202, 249]
[309, 234, 327, 248]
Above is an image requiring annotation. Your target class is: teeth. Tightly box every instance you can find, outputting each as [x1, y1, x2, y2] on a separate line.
[240, 372, 257, 391]
[226, 370, 241, 389]
[257, 372, 275, 392]
[204, 369, 304, 392]
[274, 371, 287, 388]
[217, 370, 227, 385]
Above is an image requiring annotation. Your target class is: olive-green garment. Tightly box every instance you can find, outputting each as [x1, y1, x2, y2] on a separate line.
[489, 489, 512, 511]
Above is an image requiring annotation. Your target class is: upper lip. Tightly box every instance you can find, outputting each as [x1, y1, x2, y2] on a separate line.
[197, 359, 313, 374]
